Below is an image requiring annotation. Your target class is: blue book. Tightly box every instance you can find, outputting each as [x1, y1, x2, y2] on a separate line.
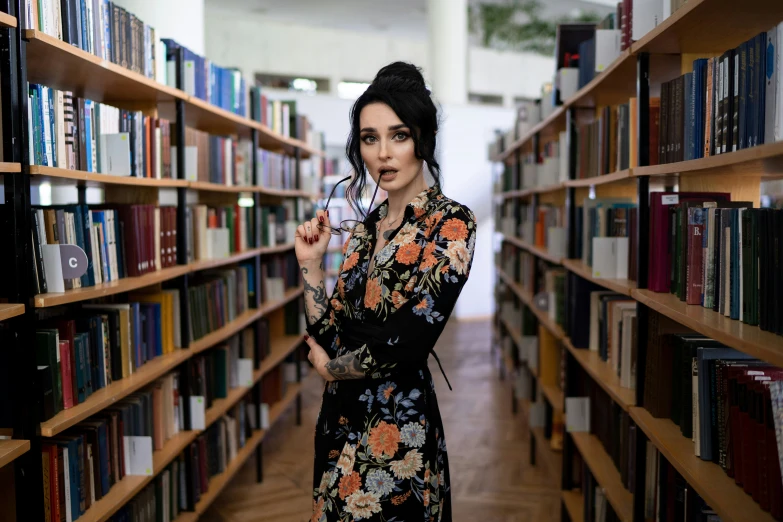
[73, 332, 86, 403]
[47, 87, 57, 167]
[84, 100, 93, 172]
[130, 302, 141, 368]
[79, 205, 96, 287]
[97, 421, 110, 496]
[738, 42, 748, 150]
[147, 302, 162, 357]
[102, 0, 111, 61]
[51, 436, 82, 518]
[78, 332, 94, 398]
[757, 32, 767, 145]
[92, 315, 107, 388]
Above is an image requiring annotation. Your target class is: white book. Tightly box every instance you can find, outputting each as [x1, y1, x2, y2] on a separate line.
[61, 445, 72, 522]
[557, 67, 579, 101]
[155, 127, 162, 179]
[99, 133, 131, 175]
[106, 210, 119, 281]
[53, 90, 65, 167]
[632, 0, 664, 41]
[565, 397, 591, 432]
[615, 237, 629, 279]
[592, 237, 619, 278]
[595, 29, 621, 73]
[41, 244, 65, 293]
[207, 228, 230, 259]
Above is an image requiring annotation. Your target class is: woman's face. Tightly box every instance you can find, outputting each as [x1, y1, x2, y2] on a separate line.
[359, 102, 423, 193]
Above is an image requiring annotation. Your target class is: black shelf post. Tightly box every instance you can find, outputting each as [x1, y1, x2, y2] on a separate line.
[633, 51, 652, 522]
[3, 1, 43, 520]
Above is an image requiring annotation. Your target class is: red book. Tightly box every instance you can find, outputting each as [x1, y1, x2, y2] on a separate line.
[42, 444, 60, 522]
[648, 192, 730, 293]
[59, 341, 74, 409]
[54, 320, 78, 407]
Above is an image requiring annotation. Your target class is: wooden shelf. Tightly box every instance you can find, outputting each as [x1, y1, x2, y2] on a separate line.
[531, 425, 564, 479]
[631, 0, 783, 55]
[501, 316, 524, 350]
[569, 49, 637, 109]
[258, 242, 296, 256]
[0, 303, 24, 321]
[563, 338, 635, 412]
[29, 166, 189, 188]
[190, 309, 263, 355]
[561, 490, 584, 522]
[187, 244, 294, 274]
[633, 289, 783, 368]
[24, 29, 183, 104]
[187, 380, 305, 519]
[23, 30, 319, 160]
[497, 268, 565, 341]
[500, 182, 565, 199]
[497, 106, 568, 162]
[633, 141, 783, 179]
[562, 259, 636, 297]
[205, 385, 254, 429]
[564, 169, 633, 188]
[570, 432, 633, 522]
[0, 11, 17, 28]
[34, 265, 191, 308]
[257, 335, 303, 378]
[503, 235, 563, 265]
[75, 430, 198, 522]
[630, 407, 774, 522]
[540, 383, 564, 412]
[40, 349, 192, 437]
[188, 181, 257, 193]
[0, 440, 30, 469]
[0, 162, 21, 172]
[259, 286, 304, 316]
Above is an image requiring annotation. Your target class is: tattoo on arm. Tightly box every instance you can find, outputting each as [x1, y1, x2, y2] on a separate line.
[324, 352, 365, 380]
[301, 264, 328, 325]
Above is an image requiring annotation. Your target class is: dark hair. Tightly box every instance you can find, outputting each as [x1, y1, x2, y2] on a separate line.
[345, 61, 441, 220]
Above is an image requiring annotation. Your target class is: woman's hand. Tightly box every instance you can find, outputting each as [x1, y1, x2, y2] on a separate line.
[305, 335, 334, 382]
[295, 209, 332, 266]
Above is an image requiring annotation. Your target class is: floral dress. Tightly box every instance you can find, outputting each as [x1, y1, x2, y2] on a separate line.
[307, 184, 476, 522]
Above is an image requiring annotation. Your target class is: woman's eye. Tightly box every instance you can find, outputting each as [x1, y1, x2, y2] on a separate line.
[394, 132, 409, 141]
[362, 135, 377, 144]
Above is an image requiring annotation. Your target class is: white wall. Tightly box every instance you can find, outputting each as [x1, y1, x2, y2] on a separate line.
[205, 6, 555, 106]
[436, 103, 515, 319]
[114, 0, 206, 55]
[205, 6, 429, 95]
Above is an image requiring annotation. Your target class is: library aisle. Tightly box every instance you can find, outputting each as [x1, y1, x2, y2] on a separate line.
[202, 320, 561, 522]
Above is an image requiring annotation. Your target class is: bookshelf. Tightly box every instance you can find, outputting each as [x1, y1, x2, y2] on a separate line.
[0, 4, 326, 520]
[0, 440, 30, 469]
[491, 1, 783, 521]
[0, 304, 24, 322]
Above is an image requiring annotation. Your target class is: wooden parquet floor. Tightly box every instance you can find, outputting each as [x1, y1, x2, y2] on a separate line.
[201, 320, 561, 522]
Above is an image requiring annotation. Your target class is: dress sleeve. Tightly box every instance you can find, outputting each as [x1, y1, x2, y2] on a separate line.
[353, 206, 477, 378]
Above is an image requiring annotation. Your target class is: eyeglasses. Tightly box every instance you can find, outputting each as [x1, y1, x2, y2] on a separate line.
[319, 174, 382, 235]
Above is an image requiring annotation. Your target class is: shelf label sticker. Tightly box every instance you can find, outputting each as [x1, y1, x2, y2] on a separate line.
[259, 403, 270, 430]
[190, 396, 206, 430]
[123, 436, 153, 476]
[661, 195, 679, 205]
[238, 359, 254, 388]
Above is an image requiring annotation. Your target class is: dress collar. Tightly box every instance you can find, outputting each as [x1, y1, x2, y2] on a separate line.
[365, 183, 442, 229]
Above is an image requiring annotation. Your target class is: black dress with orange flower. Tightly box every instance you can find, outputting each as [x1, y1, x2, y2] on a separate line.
[306, 184, 476, 522]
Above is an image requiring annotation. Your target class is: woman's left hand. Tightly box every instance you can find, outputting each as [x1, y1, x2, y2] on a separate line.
[305, 335, 334, 382]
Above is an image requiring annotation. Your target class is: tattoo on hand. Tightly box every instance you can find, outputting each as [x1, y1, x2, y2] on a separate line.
[301, 265, 328, 325]
[325, 353, 365, 380]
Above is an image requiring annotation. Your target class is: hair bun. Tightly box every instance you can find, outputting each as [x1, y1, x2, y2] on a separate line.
[371, 62, 429, 94]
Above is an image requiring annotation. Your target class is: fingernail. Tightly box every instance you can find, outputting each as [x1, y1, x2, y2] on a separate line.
[304, 334, 310, 341]
[315, 235, 319, 241]
[326, 210, 329, 217]
[319, 216, 324, 223]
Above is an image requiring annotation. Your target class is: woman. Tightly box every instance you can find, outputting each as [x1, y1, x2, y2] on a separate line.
[295, 61, 476, 522]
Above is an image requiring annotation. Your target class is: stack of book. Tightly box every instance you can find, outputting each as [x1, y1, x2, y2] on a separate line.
[41, 372, 183, 520]
[649, 193, 783, 337]
[28, 85, 172, 178]
[31, 204, 178, 294]
[161, 39, 247, 117]
[657, 24, 783, 163]
[26, 0, 164, 82]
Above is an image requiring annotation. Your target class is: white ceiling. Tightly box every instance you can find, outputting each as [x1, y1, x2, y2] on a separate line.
[206, 0, 617, 40]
